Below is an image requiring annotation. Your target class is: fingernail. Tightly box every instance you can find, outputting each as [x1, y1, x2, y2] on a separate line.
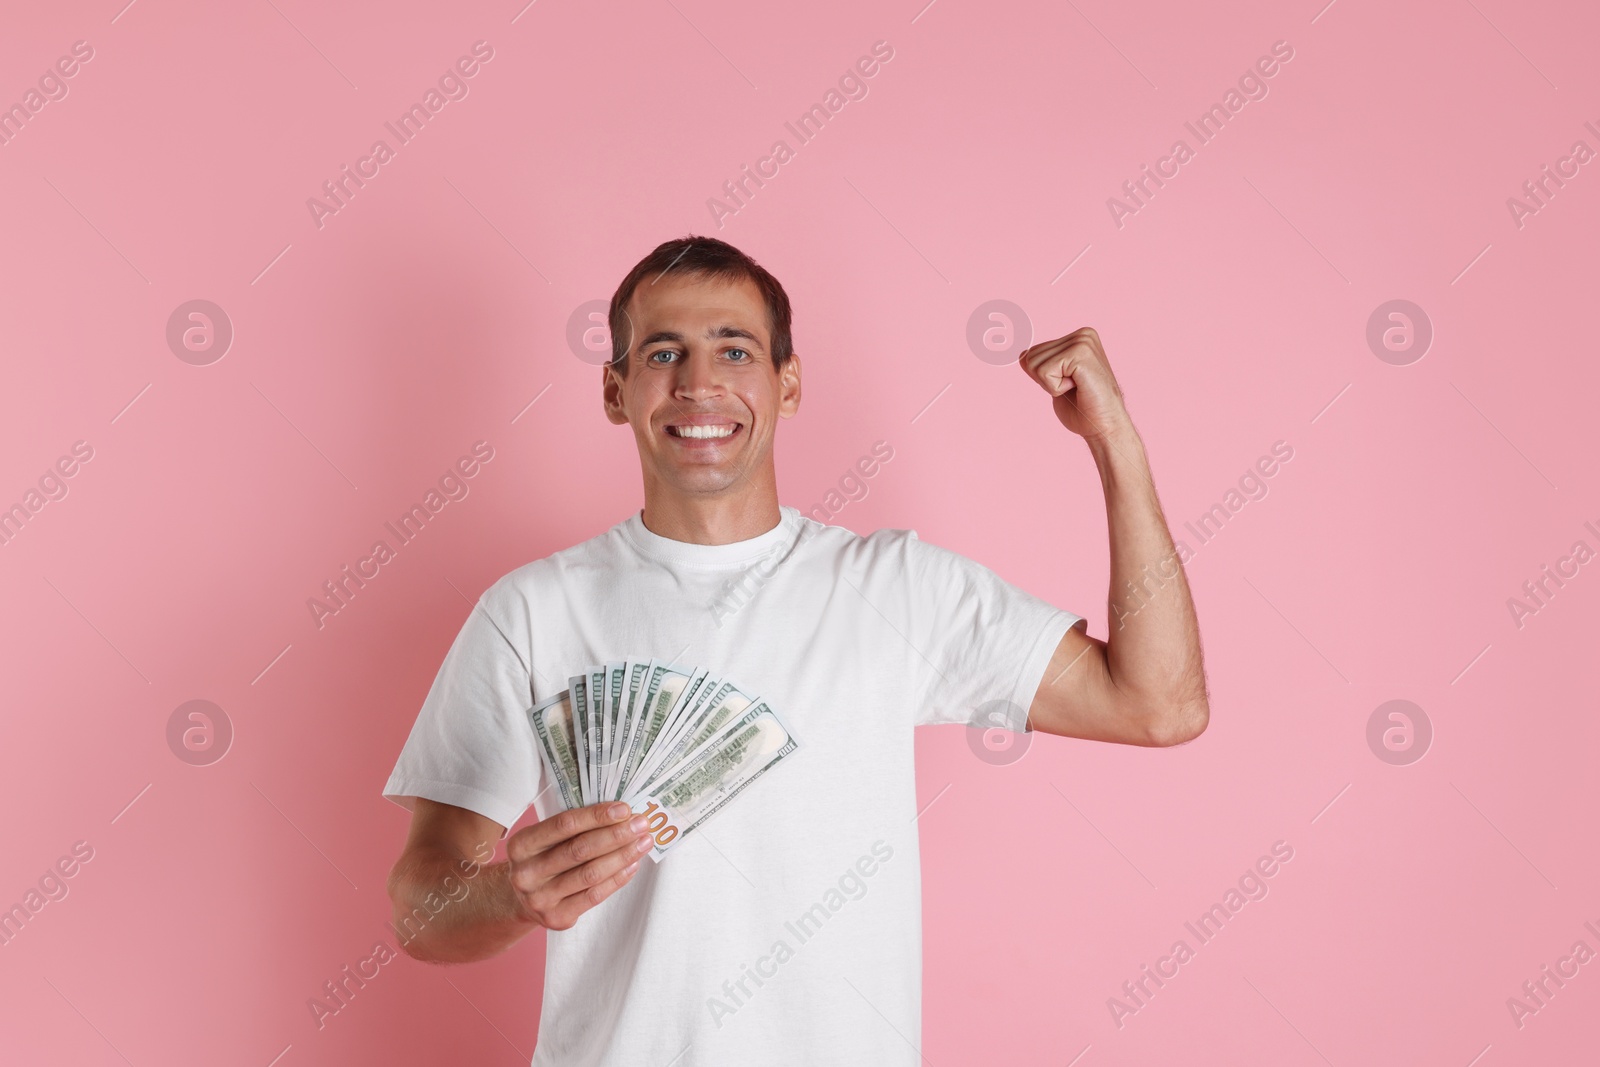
[635, 836, 654, 853]
[609, 803, 629, 819]
[623, 861, 640, 875]
[628, 815, 648, 832]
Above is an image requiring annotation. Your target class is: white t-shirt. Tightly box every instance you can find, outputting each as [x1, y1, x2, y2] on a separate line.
[384, 505, 1083, 1066]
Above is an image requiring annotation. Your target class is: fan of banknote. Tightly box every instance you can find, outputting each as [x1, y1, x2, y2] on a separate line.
[527, 660, 798, 861]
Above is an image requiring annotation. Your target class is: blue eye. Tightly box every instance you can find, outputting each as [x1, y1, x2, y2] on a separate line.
[644, 347, 754, 364]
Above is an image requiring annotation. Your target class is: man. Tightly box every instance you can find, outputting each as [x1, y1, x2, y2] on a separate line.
[384, 235, 1207, 1065]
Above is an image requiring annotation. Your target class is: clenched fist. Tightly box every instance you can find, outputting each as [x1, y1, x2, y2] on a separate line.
[1018, 327, 1134, 442]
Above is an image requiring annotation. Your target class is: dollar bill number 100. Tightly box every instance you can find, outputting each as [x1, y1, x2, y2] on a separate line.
[638, 801, 679, 847]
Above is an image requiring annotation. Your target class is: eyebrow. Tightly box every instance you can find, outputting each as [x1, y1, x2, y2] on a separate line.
[635, 324, 767, 353]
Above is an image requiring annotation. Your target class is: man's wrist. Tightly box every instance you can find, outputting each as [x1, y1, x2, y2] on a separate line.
[1084, 419, 1147, 474]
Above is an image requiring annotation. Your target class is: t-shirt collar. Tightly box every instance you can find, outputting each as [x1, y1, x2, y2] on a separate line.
[620, 505, 802, 568]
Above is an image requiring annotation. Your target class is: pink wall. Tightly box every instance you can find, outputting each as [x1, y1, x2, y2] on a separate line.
[2, 1, 1596, 1063]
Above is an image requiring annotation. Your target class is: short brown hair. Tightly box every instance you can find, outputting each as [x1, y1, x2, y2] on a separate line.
[608, 235, 794, 376]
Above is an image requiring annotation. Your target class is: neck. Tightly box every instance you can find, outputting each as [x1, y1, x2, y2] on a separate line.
[639, 478, 782, 546]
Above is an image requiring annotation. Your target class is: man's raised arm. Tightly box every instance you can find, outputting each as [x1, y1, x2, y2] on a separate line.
[1017, 327, 1209, 748]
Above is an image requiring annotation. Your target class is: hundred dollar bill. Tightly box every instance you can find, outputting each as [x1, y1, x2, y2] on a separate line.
[634, 670, 724, 786]
[616, 663, 704, 799]
[635, 668, 717, 780]
[600, 661, 628, 799]
[609, 659, 652, 800]
[634, 678, 760, 796]
[527, 690, 580, 810]
[568, 672, 593, 806]
[586, 664, 607, 804]
[604, 661, 628, 802]
[624, 700, 798, 861]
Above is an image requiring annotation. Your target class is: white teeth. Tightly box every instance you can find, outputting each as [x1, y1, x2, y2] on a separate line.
[672, 424, 736, 439]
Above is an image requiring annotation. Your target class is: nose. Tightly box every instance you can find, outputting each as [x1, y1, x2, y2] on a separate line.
[672, 347, 724, 402]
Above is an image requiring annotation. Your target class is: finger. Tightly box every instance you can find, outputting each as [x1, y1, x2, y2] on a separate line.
[1017, 337, 1068, 371]
[508, 801, 632, 863]
[514, 816, 649, 891]
[1017, 344, 1062, 387]
[545, 859, 643, 929]
[541, 833, 654, 902]
[1022, 338, 1085, 380]
[1022, 327, 1098, 357]
[1028, 347, 1087, 395]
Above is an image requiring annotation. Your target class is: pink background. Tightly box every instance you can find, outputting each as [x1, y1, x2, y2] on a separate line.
[2, 0, 1596, 1064]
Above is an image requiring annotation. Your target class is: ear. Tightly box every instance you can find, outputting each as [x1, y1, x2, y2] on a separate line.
[602, 362, 630, 425]
[777, 352, 802, 419]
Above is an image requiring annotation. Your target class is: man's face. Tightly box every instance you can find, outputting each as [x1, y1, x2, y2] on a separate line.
[604, 272, 801, 497]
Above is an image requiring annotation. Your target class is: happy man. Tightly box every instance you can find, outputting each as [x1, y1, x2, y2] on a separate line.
[384, 235, 1207, 1065]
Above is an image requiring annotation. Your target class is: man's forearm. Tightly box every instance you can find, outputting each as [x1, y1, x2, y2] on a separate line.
[1089, 424, 1208, 735]
[387, 848, 539, 963]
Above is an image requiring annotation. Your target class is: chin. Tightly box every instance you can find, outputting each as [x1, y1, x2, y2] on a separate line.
[669, 470, 746, 495]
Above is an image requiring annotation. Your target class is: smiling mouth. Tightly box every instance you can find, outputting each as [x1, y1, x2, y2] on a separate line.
[665, 423, 741, 440]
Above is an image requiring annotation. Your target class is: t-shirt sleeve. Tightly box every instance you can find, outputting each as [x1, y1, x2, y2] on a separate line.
[382, 586, 545, 834]
[902, 531, 1087, 731]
